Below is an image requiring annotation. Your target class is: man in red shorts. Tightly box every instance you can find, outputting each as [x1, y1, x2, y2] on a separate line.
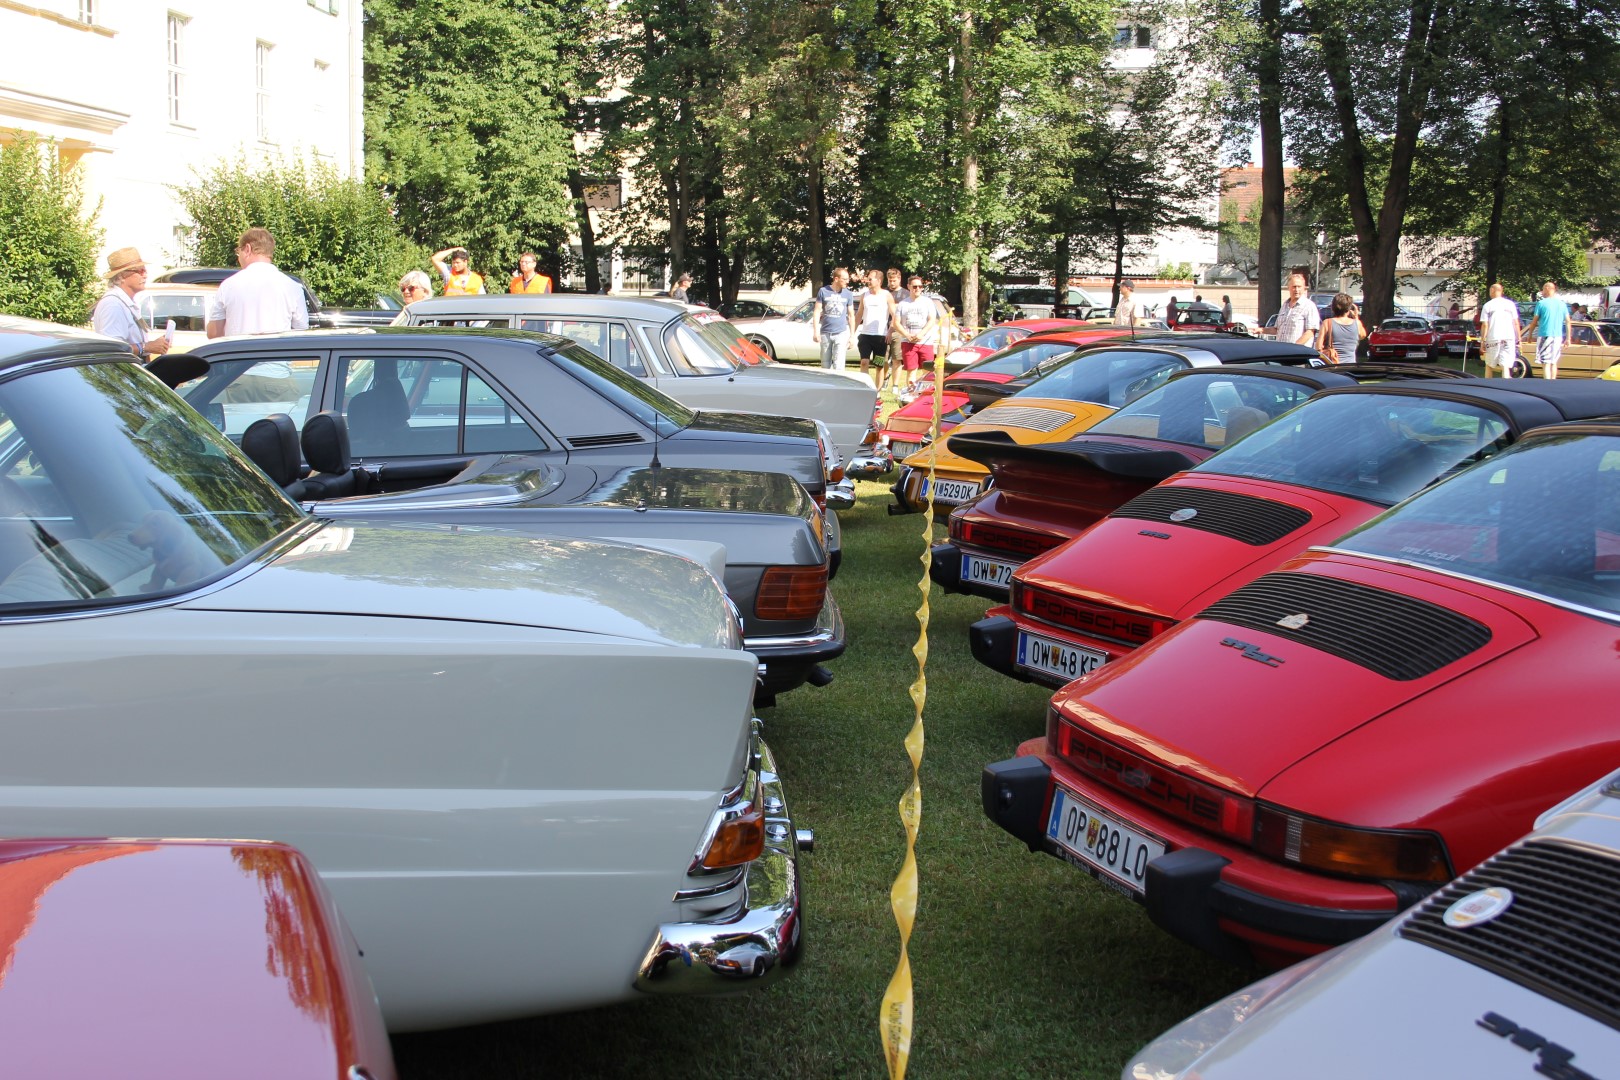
[896, 275, 940, 373]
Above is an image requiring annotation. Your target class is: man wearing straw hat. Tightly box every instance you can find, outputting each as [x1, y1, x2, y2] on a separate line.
[91, 247, 171, 360]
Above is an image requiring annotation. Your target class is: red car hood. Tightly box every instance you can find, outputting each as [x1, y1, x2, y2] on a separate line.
[1051, 556, 1538, 798]
[1017, 473, 1378, 621]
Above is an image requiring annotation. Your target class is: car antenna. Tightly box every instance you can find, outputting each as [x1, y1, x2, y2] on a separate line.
[649, 403, 663, 471]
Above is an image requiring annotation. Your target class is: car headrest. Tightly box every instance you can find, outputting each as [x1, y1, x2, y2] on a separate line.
[241, 414, 303, 487]
[301, 411, 351, 476]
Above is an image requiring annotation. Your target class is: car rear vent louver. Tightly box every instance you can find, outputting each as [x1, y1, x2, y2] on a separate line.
[977, 407, 1073, 433]
[1110, 487, 1311, 546]
[565, 432, 646, 449]
[1054, 440, 1164, 457]
[1400, 838, 1620, 1032]
[1198, 572, 1491, 680]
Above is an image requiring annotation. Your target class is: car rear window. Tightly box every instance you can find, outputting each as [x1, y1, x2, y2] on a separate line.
[547, 339, 697, 429]
[1089, 374, 1313, 449]
[1193, 393, 1511, 505]
[1007, 348, 1184, 408]
[1336, 432, 1620, 619]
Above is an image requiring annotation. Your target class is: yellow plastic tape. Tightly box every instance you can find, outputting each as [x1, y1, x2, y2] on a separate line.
[879, 308, 950, 1079]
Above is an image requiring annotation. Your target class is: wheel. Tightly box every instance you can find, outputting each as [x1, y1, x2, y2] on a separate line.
[746, 334, 776, 361]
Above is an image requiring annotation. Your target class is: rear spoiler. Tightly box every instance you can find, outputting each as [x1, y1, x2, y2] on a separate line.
[946, 429, 1198, 483]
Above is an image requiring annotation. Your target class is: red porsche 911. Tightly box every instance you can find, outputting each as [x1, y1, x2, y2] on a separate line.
[982, 417, 1620, 966]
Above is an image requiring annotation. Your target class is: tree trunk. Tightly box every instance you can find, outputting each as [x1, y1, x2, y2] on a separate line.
[666, 162, 688, 280]
[565, 165, 602, 294]
[1483, 99, 1511, 291]
[807, 153, 826, 290]
[1256, 0, 1285, 323]
[1054, 234, 1070, 315]
[959, 12, 980, 332]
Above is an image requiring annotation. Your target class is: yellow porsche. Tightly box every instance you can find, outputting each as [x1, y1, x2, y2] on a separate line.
[888, 335, 1320, 513]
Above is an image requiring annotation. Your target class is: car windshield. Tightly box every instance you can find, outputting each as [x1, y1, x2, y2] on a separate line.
[966, 327, 1027, 352]
[1601, 325, 1620, 347]
[961, 341, 1079, 378]
[1381, 319, 1428, 332]
[1335, 433, 1620, 620]
[663, 316, 744, 375]
[1193, 392, 1511, 505]
[548, 339, 697, 428]
[137, 292, 212, 334]
[1087, 374, 1315, 450]
[1008, 348, 1185, 408]
[688, 315, 770, 367]
[0, 360, 304, 610]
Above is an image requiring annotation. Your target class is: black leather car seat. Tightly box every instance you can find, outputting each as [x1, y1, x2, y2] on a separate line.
[345, 361, 411, 456]
[241, 413, 307, 500]
[300, 411, 367, 500]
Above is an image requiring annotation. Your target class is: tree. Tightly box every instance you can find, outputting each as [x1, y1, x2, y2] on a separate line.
[364, 0, 578, 279]
[0, 136, 101, 325]
[170, 157, 422, 306]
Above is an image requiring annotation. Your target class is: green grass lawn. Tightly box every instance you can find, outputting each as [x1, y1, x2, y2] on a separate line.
[392, 479, 1256, 1079]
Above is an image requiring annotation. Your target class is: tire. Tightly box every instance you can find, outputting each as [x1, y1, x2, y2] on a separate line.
[1506, 357, 1529, 379]
[746, 334, 776, 360]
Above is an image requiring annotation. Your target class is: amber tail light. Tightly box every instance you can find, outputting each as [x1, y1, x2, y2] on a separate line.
[756, 564, 829, 621]
[698, 802, 766, 869]
[1252, 805, 1453, 883]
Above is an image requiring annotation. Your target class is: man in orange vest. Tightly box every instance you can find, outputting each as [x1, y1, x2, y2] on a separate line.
[509, 251, 553, 294]
[432, 246, 486, 295]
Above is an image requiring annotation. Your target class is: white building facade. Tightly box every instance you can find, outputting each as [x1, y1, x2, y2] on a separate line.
[0, 0, 363, 273]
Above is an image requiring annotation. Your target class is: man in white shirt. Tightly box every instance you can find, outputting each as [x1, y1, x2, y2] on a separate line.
[1478, 282, 1522, 378]
[1274, 271, 1321, 346]
[1114, 281, 1141, 328]
[206, 227, 308, 401]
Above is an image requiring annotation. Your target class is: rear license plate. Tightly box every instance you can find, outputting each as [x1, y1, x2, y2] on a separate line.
[1016, 630, 1105, 682]
[922, 477, 981, 503]
[961, 553, 1014, 589]
[1047, 786, 1165, 896]
[888, 439, 920, 459]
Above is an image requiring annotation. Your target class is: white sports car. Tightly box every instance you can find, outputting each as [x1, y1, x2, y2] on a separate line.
[1125, 766, 1620, 1078]
[0, 322, 806, 1032]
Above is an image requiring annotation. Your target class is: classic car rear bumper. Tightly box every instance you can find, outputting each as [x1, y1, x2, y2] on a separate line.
[747, 593, 846, 699]
[981, 755, 1411, 965]
[637, 734, 805, 993]
[967, 615, 1034, 682]
[844, 446, 894, 481]
[929, 541, 1013, 600]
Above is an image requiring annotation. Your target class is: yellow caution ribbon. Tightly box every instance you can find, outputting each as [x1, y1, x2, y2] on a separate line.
[880, 306, 951, 1079]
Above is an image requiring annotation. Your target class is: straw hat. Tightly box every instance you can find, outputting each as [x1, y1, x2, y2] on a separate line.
[103, 247, 147, 281]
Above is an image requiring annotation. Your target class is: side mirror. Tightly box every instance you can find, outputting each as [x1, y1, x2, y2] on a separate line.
[203, 401, 226, 432]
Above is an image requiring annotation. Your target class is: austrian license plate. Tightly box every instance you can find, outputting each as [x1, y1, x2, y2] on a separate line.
[961, 553, 1014, 589]
[1016, 630, 1105, 682]
[1047, 786, 1165, 895]
[888, 439, 921, 459]
[922, 477, 981, 503]
[1406, 348, 1427, 357]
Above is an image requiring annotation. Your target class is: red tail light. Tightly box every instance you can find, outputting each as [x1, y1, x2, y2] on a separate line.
[953, 518, 1064, 557]
[1015, 584, 1172, 646]
[1052, 710, 1253, 842]
[756, 564, 828, 621]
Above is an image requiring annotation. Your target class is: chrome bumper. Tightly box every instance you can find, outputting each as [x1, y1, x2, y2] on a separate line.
[746, 592, 846, 672]
[636, 734, 805, 993]
[844, 447, 894, 480]
[826, 478, 857, 510]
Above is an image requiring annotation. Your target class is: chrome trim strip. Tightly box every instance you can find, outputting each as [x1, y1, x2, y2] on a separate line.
[673, 866, 748, 901]
[0, 519, 325, 624]
[638, 733, 803, 994]
[1311, 545, 1620, 627]
[743, 593, 843, 653]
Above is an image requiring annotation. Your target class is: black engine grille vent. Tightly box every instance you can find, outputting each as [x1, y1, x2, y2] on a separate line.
[1109, 487, 1310, 546]
[566, 432, 646, 449]
[1400, 838, 1620, 1033]
[1198, 572, 1491, 680]
[1056, 440, 1165, 456]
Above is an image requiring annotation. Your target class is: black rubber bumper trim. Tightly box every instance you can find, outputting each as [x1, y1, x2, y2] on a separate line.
[929, 542, 966, 593]
[981, 756, 1053, 851]
[969, 615, 1029, 681]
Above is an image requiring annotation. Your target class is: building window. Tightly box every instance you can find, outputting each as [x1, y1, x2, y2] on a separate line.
[167, 13, 188, 125]
[79, 0, 95, 24]
[1115, 25, 1152, 48]
[256, 41, 274, 143]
